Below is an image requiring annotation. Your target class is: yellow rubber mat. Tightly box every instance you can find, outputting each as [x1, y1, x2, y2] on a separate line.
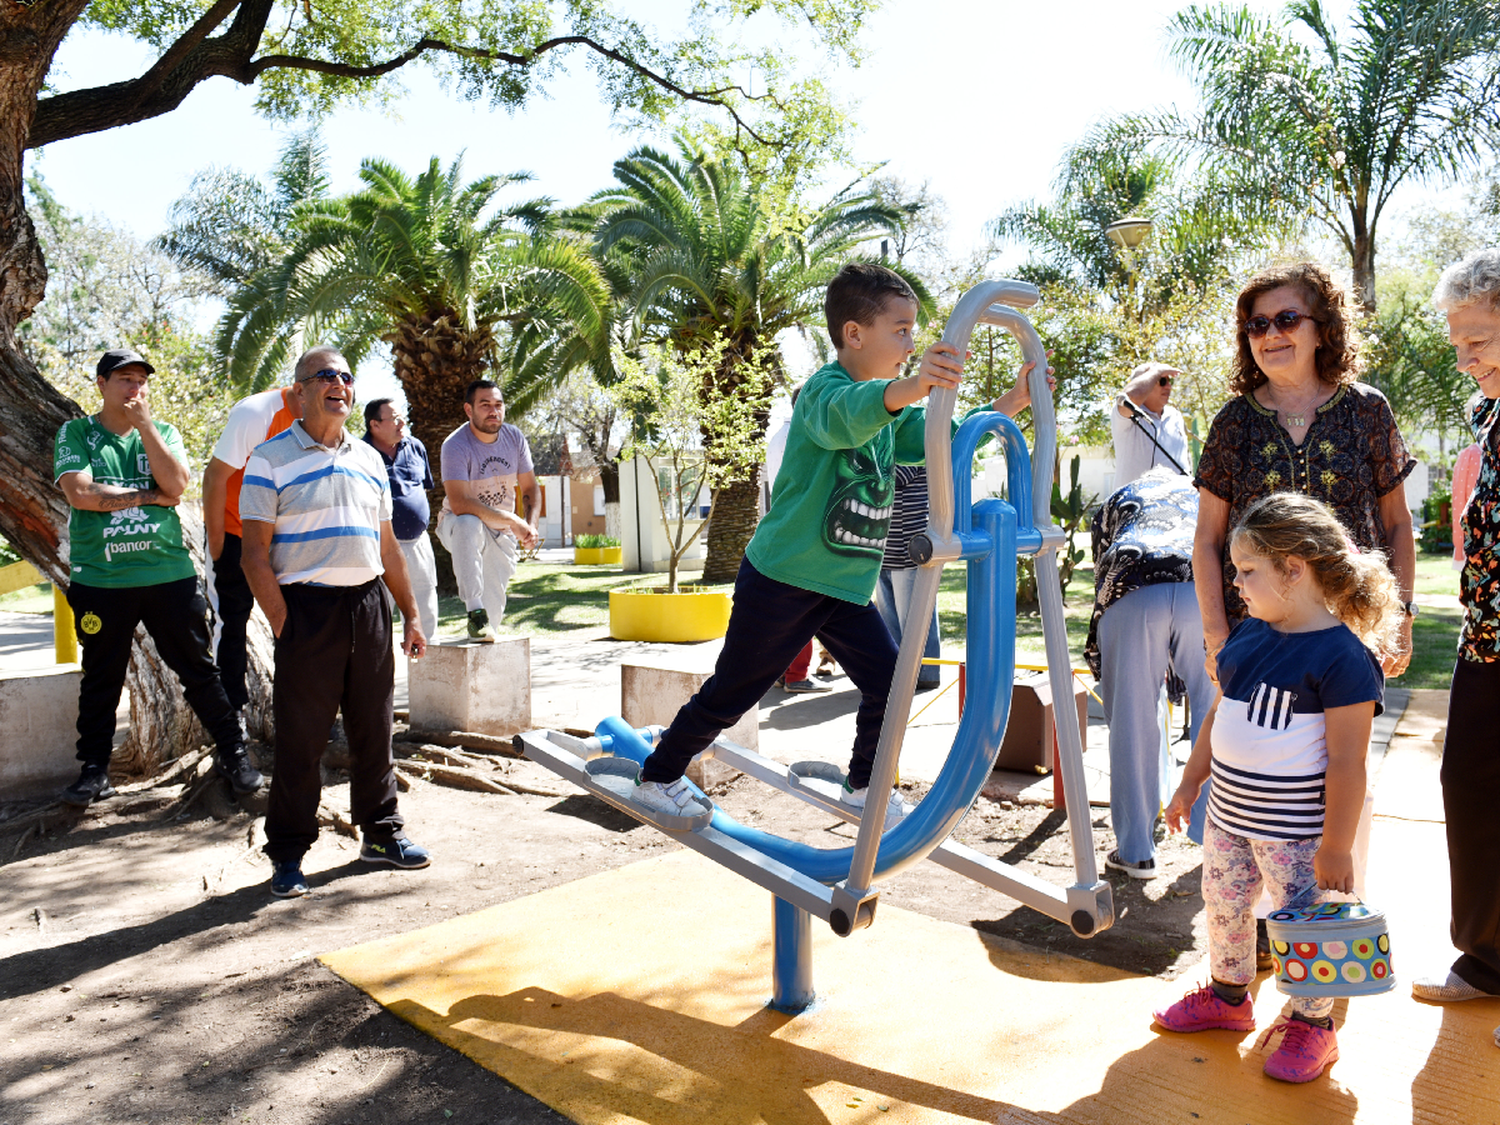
[320, 846, 1498, 1124]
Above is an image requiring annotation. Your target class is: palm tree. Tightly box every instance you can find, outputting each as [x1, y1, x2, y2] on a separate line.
[156, 129, 331, 294]
[1121, 0, 1500, 312]
[991, 129, 1296, 299]
[213, 154, 612, 465]
[591, 138, 917, 582]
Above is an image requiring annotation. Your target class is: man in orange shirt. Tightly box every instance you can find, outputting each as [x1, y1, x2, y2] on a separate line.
[202, 385, 301, 713]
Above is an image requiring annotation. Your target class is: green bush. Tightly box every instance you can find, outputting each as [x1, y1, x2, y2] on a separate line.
[1419, 488, 1453, 555]
[574, 534, 621, 549]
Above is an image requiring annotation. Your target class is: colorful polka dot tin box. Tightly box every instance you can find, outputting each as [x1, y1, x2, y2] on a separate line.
[1265, 901, 1394, 998]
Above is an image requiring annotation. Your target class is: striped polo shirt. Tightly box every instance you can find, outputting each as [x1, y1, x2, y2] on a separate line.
[1207, 617, 1383, 841]
[240, 421, 391, 586]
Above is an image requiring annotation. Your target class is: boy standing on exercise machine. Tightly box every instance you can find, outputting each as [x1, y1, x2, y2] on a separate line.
[632, 263, 1042, 821]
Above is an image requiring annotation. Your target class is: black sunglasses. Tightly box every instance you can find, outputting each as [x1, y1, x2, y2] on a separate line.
[1157, 375, 1173, 387]
[1245, 309, 1319, 339]
[301, 368, 355, 386]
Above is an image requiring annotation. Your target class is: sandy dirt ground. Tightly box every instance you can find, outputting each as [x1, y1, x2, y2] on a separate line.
[0, 720, 1209, 1125]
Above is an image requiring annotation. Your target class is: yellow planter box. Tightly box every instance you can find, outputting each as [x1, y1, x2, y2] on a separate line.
[573, 546, 623, 565]
[609, 587, 732, 642]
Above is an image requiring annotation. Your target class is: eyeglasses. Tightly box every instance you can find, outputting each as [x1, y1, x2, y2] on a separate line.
[301, 368, 355, 386]
[1245, 310, 1319, 338]
[1157, 375, 1173, 388]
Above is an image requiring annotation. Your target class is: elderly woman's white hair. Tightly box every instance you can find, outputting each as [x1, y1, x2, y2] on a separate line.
[1433, 248, 1500, 312]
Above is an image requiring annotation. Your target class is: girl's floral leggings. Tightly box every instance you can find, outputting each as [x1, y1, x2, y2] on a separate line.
[1203, 819, 1334, 1022]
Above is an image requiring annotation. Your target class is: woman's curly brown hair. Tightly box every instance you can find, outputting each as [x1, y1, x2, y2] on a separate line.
[1230, 261, 1360, 395]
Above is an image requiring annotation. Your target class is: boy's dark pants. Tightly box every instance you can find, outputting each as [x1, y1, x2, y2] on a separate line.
[1442, 657, 1500, 993]
[263, 580, 403, 864]
[67, 577, 242, 767]
[640, 559, 899, 788]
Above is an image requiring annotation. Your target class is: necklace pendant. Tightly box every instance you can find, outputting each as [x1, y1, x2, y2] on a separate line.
[1285, 411, 1306, 427]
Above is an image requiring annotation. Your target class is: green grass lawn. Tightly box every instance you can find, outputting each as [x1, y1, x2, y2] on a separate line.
[1394, 551, 1463, 691]
[2, 550, 1465, 689]
[935, 550, 1464, 689]
[0, 582, 53, 613]
[436, 561, 730, 638]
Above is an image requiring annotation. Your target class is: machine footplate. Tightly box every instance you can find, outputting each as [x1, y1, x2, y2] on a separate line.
[584, 757, 714, 832]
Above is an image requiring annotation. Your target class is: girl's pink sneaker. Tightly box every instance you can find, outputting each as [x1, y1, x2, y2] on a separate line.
[1260, 1018, 1339, 1083]
[1152, 983, 1256, 1032]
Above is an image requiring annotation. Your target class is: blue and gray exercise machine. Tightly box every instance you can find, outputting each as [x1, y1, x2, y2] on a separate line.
[512, 280, 1113, 1012]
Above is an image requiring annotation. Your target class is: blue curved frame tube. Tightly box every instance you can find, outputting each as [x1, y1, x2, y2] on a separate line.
[592, 487, 1020, 891]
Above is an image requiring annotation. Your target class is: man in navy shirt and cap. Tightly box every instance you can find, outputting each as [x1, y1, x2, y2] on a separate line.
[362, 399, 438, 640]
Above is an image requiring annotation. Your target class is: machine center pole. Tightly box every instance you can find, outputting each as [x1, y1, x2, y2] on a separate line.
[771, 896, 815, 1012]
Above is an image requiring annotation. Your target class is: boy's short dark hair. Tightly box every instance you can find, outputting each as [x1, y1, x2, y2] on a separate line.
[824, 263, 918, 349]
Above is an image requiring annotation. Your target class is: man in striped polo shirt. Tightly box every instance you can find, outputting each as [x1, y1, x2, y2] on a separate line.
[240, 346, 430, 899]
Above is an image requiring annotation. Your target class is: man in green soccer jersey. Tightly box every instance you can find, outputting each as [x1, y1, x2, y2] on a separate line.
[53, 349, 261, 806]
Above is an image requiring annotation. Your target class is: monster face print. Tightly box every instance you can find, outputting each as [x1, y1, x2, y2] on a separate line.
[823, 446, 893, 557]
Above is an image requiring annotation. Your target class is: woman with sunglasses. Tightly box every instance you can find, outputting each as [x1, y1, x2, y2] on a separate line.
[1193, 261, 1417, 684]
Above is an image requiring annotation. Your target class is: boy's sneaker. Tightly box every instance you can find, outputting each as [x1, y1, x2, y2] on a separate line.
[270, 862, 309, 898]
[360, 837, 431, 869]
[1153, 983, 1256, 1033]
[1411, 970, 1495, 1002]
[466, 609, 496, 643]
[631, 774, 712, 819]
[60, 764, 116, 808]
[1105, 849, 1157, 880]
[783, 678, 832, 693]
[1260, 1018, 1338, 1083]
[214, 743, 264, 795]
[839, 779, 908, 827]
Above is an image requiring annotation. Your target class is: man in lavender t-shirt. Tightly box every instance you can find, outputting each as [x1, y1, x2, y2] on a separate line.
[436, 379, 540, 641]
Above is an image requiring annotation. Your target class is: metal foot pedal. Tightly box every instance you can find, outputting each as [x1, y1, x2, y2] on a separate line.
[584, 757, 714, 831]
[787, 760, 847, 806]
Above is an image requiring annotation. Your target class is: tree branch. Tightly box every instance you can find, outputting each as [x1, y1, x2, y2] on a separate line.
[31, 22, 781, 152]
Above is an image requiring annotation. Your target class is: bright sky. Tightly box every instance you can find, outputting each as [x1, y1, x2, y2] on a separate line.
[29, 0, 1459, 405]
[30, 1, 1222, 253]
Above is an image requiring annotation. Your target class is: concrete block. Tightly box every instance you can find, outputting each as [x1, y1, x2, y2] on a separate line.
[0, 665, 82, 798]
[408, 637, 531, 738]
[621, 662, 752, 790]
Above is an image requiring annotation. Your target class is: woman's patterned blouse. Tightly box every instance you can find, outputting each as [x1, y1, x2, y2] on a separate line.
[1194, 383, 1415, 622]
[1458, 395, 1500, 662]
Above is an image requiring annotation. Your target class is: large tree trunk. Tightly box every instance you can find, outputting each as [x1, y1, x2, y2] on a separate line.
[0, 8, 273, 777]
[701, 475, 762, 583]
[1351, 222, 1377, 316]
[599, 460, 621, 539]
[389, 311, 495, 595]
[698, 334, 774, 584]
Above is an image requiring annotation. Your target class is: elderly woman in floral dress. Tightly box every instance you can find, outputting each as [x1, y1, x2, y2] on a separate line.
[1410, 249, 1500, 1048]
[1193, 261, 1417, 680]
[1191, 261, 1417, 973]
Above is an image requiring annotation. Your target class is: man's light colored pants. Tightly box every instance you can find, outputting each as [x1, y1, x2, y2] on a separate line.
[1097, 582, 1216, 864]
[398, 532, 439, 639]
[436, 513, 519, 623]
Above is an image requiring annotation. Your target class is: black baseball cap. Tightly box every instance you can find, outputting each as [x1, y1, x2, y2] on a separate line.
[96, 349, 155, 379]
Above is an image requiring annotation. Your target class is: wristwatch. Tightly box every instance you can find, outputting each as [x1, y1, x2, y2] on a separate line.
[1401, 600, 1420, 617]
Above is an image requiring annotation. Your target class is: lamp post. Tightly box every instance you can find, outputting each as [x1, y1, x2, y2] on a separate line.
[1105, 216, 1153, 321]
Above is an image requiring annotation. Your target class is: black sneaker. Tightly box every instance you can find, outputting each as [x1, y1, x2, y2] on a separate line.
[214, 743, 264, 795]
[270, 862, 309, 898]
[360, 837, 431, 869]
[60, 765, 116, 807]
[466, 609, 496, 643]
[1105, 849, 1157, 880]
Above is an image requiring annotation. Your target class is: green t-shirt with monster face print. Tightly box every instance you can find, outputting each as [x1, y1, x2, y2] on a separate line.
[746, 361, 934, 605]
